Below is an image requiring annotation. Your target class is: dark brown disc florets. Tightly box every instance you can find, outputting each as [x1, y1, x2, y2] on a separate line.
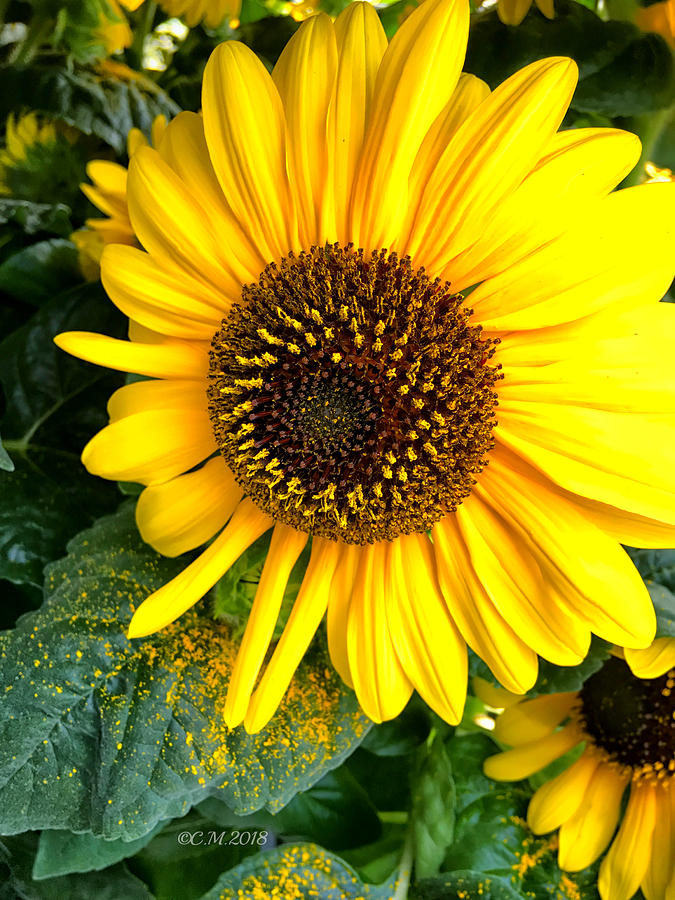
[579, 656, 675, 782]
[207, 244, 501, 544]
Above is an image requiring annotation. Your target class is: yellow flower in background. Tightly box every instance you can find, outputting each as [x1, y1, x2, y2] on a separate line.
[159, 0, 241, 27]
[636, 0, 675, 48]
[56, 0, 675, 735]
[73, 115, 167, 271]
[285, 0, 321, 22]
[0, 113, 57, 192]
[95, 0, 133, 54]
[496, 0, 554, 26]
[484, 647, 675, 900]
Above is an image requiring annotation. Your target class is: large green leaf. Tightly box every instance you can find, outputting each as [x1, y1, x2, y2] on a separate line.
[0, 283, 125, 586]
[0, 832, 152, 900]
[0, 67, 180, 155]
[531, 637, 610, 696]
[412, 870, 524, 900]
[0, 504, 371, 840]
[443, 734, 599, 900]
[33, 826, 162, 880]
[411, 735, 456, 879]
[465, 0, 674, 116]
[0, 239, 81, 306]
[197, 843, 397, 900]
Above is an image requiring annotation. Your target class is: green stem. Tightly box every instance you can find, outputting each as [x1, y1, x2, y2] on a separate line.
[392, 828, 414, 900]
[622, 105, 675, 187]
[127, 0, 157, 71]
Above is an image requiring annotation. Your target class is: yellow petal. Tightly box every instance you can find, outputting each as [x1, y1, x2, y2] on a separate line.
[127, 498, 272, 637]
[432, 515, 539, 694]
[387, 533, 468, 724]
[642, 784, 675, 900]
[444, 127, 640, 292]
[202, 41, 297, 262]
[625, 639, 675, 679]
[493, 692, 577, 746]
[483, 722, 581, 781]
[598, 783, 657, 900]
[474, 449, 656, 649]
[127, 146, 239, 296]
[106, 378, 208, 422]
[326, 544, 360, 689]
[244, 537, 339, 733]
[558, 764, 629, 871]
[273, 13, 337, 246]
[158, 111, 265, 284]
[347, 542, 414, 723]
[472, 183, 675, 331]
[101, 245, 225, 341]
[402, 57, 577, 273]
[456, 493, 590, 665]
[527, 751, 599, 834]
[472, 676, 521, 710]
[535, 0, 555, 18]
[82, 408, 217, 486]
[497, 402, 675, 544]
[498, 0, 534, 25]
[136, 457, 242, 557]
[54, 332, 207, 379]
[224, 523, 308, 728]
[350, 0, 469, 250]
[329, 1, 388, 246]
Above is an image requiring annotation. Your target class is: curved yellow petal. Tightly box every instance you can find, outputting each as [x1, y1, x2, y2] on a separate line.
[347, 542, 414, 723]
[81, 408, 217, 486]
[244, 536, 339, 733]
[642, 784, 675, 900]
[598, 782, 657, 900]
[54, 331, 207, 379]
[128, 498, 273, 638]
[558, 764, 629, 871]
[493, 692, 577, 746]
[350, 0, 469, 250]
[273, 13, 337, 246]
[483, 722, 581, 781]
[202, 41, 297, 262]
[329, 1, 388, 246]
[472, 676, 521, 710]
[498, 0, 534, 25]
[224, 523, 308, 728]
[402, 57, 577, 273]
[432, 515, 539, 694]
[158, 111, 265, 284]
[326, 543, 360, 689]
[106, 378, 208, 422]
[527, 751, 600, 834]
[387, 533, 468, 724]
[625, 639, 675, 679]
[136, 457, 242, 558]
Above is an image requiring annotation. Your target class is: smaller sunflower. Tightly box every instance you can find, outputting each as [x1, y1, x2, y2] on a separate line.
[484, 645, 675, 900]
[0, 113, 57, 194]
[636, 0, 675, 48]
[495, 0, 554, 26]
[74, 114, 167, 270]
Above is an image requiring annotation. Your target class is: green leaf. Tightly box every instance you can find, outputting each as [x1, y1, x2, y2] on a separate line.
[411, 734, 456, 880]
[0, 67, 180, 155]
[360, 697, 432, 757]
[346, 748, 412, 812]
[0, 504, 371, 840]
[197, 843, 397, 900]
[412, 870, 524, 900]
[648, 583, 675, 639]
[0, 431, 13, 472]
[0, 240, 81, 305]
[341, 823, 409, 885]
[627, 548, 675, 592]
[444, 733, 599, 899]
[0, 283, 125, 586]
[33, 826, 163, 879]
[465, 0, 674, 116]
[531, 637, 610, 696]
[126, 811, 263, 900]
[0, 832, 153, 900]
[0, 199, 72, 237]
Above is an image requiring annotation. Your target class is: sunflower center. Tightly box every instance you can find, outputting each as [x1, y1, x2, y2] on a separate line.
[578, 656, 675, 780]
[207, 244, 501, 544]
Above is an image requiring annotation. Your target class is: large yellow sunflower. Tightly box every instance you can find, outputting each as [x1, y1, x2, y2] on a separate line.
[484, 645, 675, 900]
[55, 0, 675, 734]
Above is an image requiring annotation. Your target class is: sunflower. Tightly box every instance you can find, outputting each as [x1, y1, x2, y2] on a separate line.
[0, 113, 57, 194]
[484, 646, 675, 900]
[636, 0, 675, 49]
[55, 0, 675, 735]
[74, 114, 167, 267]
[495, 0, 554, 27]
